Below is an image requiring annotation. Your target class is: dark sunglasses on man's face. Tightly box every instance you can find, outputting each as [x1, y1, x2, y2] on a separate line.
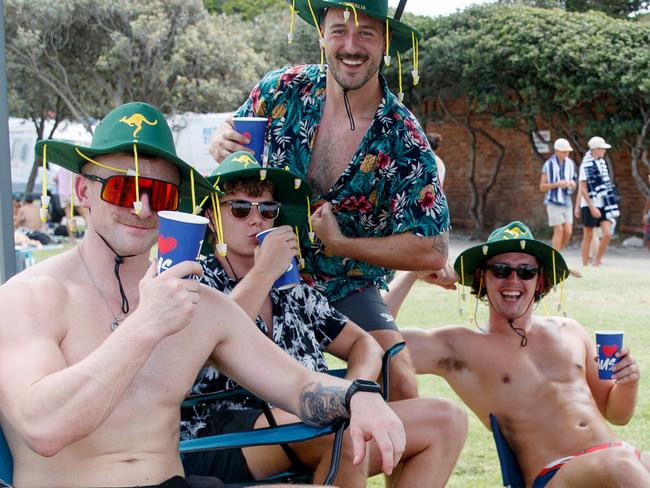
[222, 200, 281, 221]
[485, 263, 540, 281]
[82, 173, 179, 212]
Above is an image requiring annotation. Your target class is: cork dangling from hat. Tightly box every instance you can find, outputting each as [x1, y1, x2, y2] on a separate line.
[286, 0, 421, 100]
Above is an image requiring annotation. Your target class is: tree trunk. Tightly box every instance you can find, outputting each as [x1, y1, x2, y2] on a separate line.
[25, 110, 65, 195]
[438, 97, 481, 229]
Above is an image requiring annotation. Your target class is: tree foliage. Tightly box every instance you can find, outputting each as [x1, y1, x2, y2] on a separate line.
[498, 0, 650, 18]
[408, 4, 650, 226]
[6, 0, 650, 205]
[203, 0, 283, 20]
[5, 0, 264, 191]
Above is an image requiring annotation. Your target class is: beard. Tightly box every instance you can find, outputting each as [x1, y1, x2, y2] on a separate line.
[326, 51, 381, 91]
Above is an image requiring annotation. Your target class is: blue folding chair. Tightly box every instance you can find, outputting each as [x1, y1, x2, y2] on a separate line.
[489, 413, 525, 488]
[0, 425, 14, 487]
[181, 341, 406, 485]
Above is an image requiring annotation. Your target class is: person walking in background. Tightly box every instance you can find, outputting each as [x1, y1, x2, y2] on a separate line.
[575, 136, 619, 266]
[540, 138, 576, 250]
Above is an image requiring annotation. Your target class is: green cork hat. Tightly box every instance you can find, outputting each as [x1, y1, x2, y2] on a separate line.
[180, 151, 313, 257]
[291, 0, 420, 55]
[35, 102, 214, 199]
[454, 221, 570, 289]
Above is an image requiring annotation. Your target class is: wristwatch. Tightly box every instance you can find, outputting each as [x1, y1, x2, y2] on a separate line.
[344, 379, 382, 412]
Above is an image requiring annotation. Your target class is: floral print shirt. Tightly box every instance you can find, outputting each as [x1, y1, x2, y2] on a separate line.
[180, 253, 349, 440]
[235, 64, 450, 302]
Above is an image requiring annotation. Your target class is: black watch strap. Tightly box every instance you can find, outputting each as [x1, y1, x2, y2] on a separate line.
[344, 379, 382, 412]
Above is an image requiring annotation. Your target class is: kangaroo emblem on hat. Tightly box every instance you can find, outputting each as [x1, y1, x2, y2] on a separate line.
[504, 227, 524, 239]
[119, 113, 158, 139]
[232, 153, 257, 167]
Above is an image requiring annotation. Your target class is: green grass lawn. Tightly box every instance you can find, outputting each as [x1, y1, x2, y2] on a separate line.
[367, 262, 650, 487]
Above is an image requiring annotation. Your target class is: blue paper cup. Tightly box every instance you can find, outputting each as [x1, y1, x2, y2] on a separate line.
[596, 330, 624, 380]
[157, 211, 209, 275]
[256, 228, 300, 290]
[233, 116, 267, 163]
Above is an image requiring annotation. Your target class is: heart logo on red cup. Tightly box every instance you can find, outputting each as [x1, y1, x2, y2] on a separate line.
[602, 344, 619, 358]
[158, 235, 178, 254]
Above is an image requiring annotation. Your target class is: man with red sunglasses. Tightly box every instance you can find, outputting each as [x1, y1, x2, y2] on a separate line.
[0, 103, 407, 488]
[387, 221, 647, 487]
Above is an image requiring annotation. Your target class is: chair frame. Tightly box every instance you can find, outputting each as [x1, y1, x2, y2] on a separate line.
[180, 342, 406, 485]
[0, 424, 13, 487]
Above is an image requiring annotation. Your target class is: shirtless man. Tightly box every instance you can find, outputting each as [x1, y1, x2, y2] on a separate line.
[393, 221, 648, 487]
[0, 102, 405, 488]
[209, 0, 453, 402]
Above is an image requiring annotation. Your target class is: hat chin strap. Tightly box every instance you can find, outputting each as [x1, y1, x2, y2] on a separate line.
[342, 88, 356, 131]
[95, 230, 135, 314]
[485, 287, 536, 347]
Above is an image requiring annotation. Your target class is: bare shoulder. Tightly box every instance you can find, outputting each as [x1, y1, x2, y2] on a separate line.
[0, 251, 75, 337]
[435, 325, 486, 345]
[535, 315, 588, 338]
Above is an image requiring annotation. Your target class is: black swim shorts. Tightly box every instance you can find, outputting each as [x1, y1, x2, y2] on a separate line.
[332, 287, 398, 332]
[182, 408, 262, 484]
[580, 206, 607, 227]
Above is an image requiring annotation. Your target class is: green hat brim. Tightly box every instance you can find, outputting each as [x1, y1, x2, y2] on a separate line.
[35, 138, 214, 201]
[454, 238, 569, 289]
[292, 0, 421, 55]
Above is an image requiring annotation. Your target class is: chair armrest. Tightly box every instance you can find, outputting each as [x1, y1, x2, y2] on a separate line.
[328, 368, 346, 379]
[180, 419, 347, 453]
[381, 341, 405, 401]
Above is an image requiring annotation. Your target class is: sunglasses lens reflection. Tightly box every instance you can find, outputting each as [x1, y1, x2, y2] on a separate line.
[488, 264, 539, 280]
[227, 201, 280, 221]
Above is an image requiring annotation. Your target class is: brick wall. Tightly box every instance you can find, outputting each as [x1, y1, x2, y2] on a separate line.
[424, 100, 647, 233]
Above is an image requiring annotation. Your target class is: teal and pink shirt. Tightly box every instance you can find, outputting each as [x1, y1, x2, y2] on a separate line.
[235, 64, 449, 302]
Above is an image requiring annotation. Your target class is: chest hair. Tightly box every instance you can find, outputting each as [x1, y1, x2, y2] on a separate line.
[308, 115, 369, 195]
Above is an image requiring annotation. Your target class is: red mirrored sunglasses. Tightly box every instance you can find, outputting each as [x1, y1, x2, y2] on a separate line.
[82, 173, 179, 212]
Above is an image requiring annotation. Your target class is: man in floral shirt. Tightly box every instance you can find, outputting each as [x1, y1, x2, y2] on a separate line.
[210, 0, 454, 401]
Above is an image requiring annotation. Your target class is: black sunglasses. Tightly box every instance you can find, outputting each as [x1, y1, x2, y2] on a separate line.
[222, 200, 281, 220]
[485, 263, 540, 281]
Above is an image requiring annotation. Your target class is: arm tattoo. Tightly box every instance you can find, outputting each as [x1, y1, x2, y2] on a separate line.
[431, 233, 449, 259]
[298, 382, 349, 427]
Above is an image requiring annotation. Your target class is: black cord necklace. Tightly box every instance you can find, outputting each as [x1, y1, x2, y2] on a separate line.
[95, 232, 135, 314]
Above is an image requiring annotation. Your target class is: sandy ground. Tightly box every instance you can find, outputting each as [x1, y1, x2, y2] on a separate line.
[447, 235, 650, 273]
